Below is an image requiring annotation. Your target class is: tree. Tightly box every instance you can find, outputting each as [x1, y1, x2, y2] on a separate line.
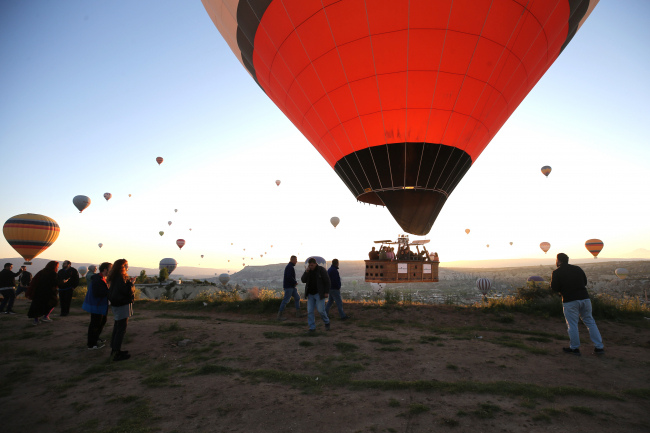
[137, 269, 147, 284]
[158, 267, 169, 285]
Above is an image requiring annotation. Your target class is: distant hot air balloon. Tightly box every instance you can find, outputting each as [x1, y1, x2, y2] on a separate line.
[465, 229, 470, 235]
[219, 273, 230, 286]
[78, 266, 88, 277]
[189, 228, 192, 231]
[227, 260, 230, 262]
[98, 243, 103, 248]
[275, 180, 281, 186]
[159, 231, 164, 236]
[540, 242, 551, 254]
[243, 249, 245, 251]
[242, 279, 247, 286]
[231, 243, 233, 245]
[585, 239, 604, 259]
[527, 276, 544, 283]
[159, 258, 178, 274]
[509, 242, 513, 246]
[486, 244, 489, 248]
[260, 255, 263, 257]
[88, 265, 97, 273]
[271, 245, 273, 248]
[541, 166, 552, 177]
[476, 278, 491, 297]
[168, 221, 172, 226]
[242, 263, 245, 266]
[305, 256, 327, 269]
[330, 217, 340, 228]
[129, 194, 131, 197]
[615, 268, 628, 280]
[156, 157, 163, 165]
[175, 209, 178, 213]
[264, 252, 267, 254]
[201, 255, 204, 259]
[176, 239, 185, 250]
[103, 193, 112, 202]
[202, 0, 598, 236]
[73, 195, 91, 213]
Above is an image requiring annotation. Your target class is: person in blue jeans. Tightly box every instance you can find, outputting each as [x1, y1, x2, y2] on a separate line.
[551, 253, 604, 356]
[326, 259, 348, 320]
[301, 257, 331, 333]
[277, 255, 304, 321]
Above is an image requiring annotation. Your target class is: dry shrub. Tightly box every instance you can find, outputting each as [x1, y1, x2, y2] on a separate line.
[248, 287, 260, 300]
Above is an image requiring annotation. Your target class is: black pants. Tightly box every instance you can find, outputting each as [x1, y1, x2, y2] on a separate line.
[59, 289, 73, 316]
[87, 313, 107, 347]
[0, 289, 16, 312]
[111, 318, 128, 352]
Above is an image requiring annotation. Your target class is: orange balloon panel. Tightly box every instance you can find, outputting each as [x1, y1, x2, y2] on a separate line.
[203, 0, 598, 234]
[585, 239, 603, 258]
[3, 214, 60, 263]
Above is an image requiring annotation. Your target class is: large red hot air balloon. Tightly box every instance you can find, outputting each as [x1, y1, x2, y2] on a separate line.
[202, 0, 599, 235]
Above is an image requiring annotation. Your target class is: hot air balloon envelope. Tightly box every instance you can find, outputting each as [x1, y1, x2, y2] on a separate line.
[330, 217, 340, 228]
[168, 221, 172, 226]
[476, 278, 491, 296]
[305, 256, 327, 269]
[219, 273, 230, 285]
[201, 255, 204, 259]
[242, 279, 248, 286]
[541, 166, 552, 177]
[585, 239, 603, 259]
[202, 0, 598, 235]
[159, 258, 178, 275]
[615, 268, 628, 280]
[156, 157, 163, 165]
[540, 242, 551, 254]
[176, 239, 186, 250]
[275, 180, 281, 186]
[98, 243, 103, 248]
[78, 266, 88, 277]
[465, 229, 470, 235]
[527, 276, 544, 283]
[73, 195, 91, 213]
[103, 193, 112, 201]
[159, 231, 164, 236]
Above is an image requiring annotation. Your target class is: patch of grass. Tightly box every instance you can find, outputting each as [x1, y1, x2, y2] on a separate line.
[420, 336, 442, 343]
[357, 322, 395, 331]
[299, 340, 314, 347]
[1, 330, 53, 341]
[156, 313, 210, 320]
[456, 410, 468, 417]
[473, 403, 501, 419]
[624, 388, 650, 399]
[263, 331, 298, 339]
[388, 398, 400, 407]
[542, 408, 565, 417]
[452, 335, 471, 340]
[493, 314, 515, 324]
[156, 321, 183, 333]
[446, 363, 459, 371]
[0, 364, 33, 397]
[71, 401, 91, 413]
[526, 336, 552, 343]
[191, 364, 237, 376]
[101, 400, 158, 433]
[369, 337, 402, 345]
[488, 335, 548, 355]
[570, 406, 595, 416]
[50, 376, 84, 392]
[141, 373, 172, 388]
[440, 417, 459, 427]
[107, 395, 140, 404]
[409, 403, 430, 415]
[377, 346, 401, 352]
[335, 342, 359, 353]
[519, 398, 538, 409]
[532, 413, 551, 423]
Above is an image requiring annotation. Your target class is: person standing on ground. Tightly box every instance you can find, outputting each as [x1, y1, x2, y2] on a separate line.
[277, 255, 303, 321]
[85, 265, 97, 284]
[0, 263, 23, 314]
[551, 253, 604, 356]
[27, 261, 59, 325]
[82, 262, 112, 350]
[326, 259, 348, 321]
[57, 261, 79, 317]
[107, 259, 136, 361]
[301, 257, 331, 333]
[16, 266, 32, 299]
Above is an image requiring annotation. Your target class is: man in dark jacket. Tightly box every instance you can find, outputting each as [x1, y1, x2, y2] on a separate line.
[301, 257, 331, 333]
[551, 253, 604, 356]
[326, 259, 348, 320]
[0, 263, 23, 314]
[57, 261, 80, 317]
[16, 266, 32, 298]
[83, 262, 112, 350]
[277, 255, 304, 321]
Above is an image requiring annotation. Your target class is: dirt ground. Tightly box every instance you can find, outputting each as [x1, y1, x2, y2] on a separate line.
[1, 298, 649, 433]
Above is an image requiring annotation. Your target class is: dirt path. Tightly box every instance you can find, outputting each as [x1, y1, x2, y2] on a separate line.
[1, 298, 649, 433]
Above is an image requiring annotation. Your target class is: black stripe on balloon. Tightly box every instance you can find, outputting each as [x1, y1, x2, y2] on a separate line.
[8, 240, 52, 247]
[561, 0, 591, 53]
[6, 218, 58, 228]
[236, 0, 273, 87]
[334, 142, 472, 235]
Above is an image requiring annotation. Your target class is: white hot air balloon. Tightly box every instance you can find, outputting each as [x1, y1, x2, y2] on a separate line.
[103, 193, 112, 201]
[159, 258, 178, 275]
[78, 266, 88, 277]
[98, 243, 103, 248]
[330, 216, 340, 228]
[242, 279, 248, 286]
[219, 273, 230, 286]
[615, 268, 629, 280]
[73, 195, 91, 213]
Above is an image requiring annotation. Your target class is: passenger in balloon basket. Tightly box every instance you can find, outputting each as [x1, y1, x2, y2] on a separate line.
[27, 261, 59, 325]
[368, 247, 379, 260]
[0, 263, 23, 314]
[551, 253, 605, 356]
[82, 262, 112, 350]
[107, 259, 136, 362]
[301, 258, 331, 333]
[386, 247, 395, 261]
[56, 261, 79, 317]
[15, 266, 32, 299]
[326, 259, 349, 321]
[378, 247, 388, 260]
[277, 255, 304, 321]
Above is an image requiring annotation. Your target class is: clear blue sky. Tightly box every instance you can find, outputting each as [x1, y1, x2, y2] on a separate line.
[1, 0, 649, 270]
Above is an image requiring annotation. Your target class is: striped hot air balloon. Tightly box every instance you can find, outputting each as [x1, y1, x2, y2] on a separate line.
[540, 242, 551, 254]
[3, 214, 60, 265]
[103, 193, 112, 201]
[176, 239, 186, 250]
[585, 239, 603, 259]
[527, 276, 544, 283]
[476, 278, 491, 296]
[156, 157, 163, 165]
[541, 166, 552, 177]
[615, 268, 628, 280]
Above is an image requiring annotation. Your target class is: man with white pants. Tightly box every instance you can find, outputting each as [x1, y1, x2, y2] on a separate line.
[551, 253, 604, 356]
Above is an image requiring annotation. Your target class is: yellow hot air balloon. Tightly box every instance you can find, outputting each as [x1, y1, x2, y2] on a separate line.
[465, 229, 470, 235]
[585, 239, 604, 259]
[540, 242, 551, 254]
[3, 214, 60, 265]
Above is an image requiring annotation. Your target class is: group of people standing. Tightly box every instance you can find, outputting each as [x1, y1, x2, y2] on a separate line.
[368, 246, 438, 262]
[277, 256, 348, 332]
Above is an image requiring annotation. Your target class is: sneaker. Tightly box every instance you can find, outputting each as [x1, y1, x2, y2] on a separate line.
[113, 352, 131, 362]
[88, 344, 105, 350]
[5, 310, 17, 315]
[562, 347, 581, 356]
[594, 348, 605, 355]
[325, 323, 331, 331]
[40, 317, 53, 323]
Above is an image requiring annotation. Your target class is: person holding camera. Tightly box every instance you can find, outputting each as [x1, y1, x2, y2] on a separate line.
[107, 259, 136, 361]
[301, 258, 331, 333]
[0, 263, 23, 314]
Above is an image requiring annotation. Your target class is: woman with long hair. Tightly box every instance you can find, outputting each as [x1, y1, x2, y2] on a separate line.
[27, 261, 59, 325]
[107, 259, 136, 361]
